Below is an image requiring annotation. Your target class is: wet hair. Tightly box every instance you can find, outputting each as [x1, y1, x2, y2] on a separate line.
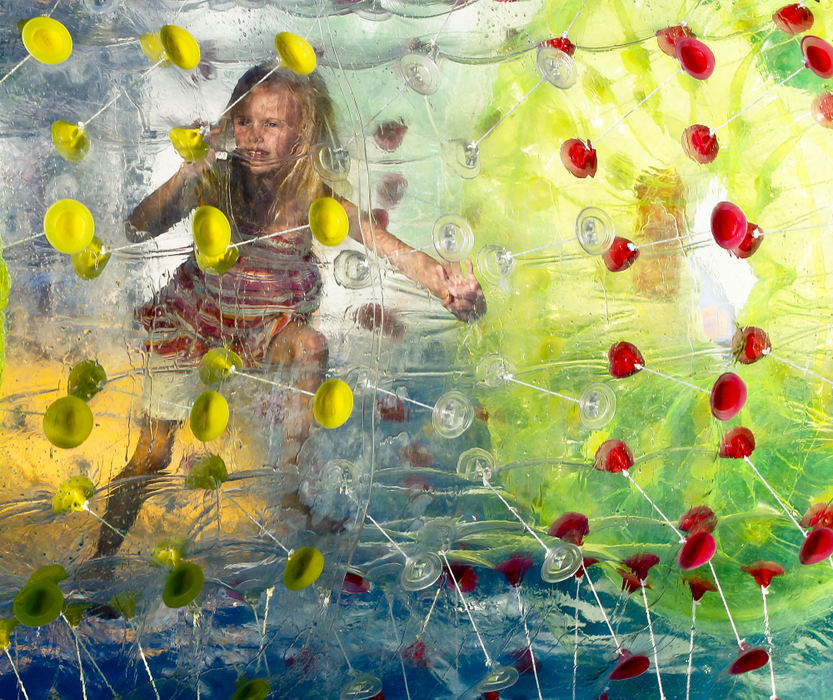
[214, 63, 336, 229]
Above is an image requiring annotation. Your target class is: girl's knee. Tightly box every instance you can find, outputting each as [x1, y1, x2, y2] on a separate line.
[293, 328, 328, 366]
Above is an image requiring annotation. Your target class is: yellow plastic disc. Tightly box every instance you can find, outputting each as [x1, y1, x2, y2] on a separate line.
[313, 378, 353, 429]
[309, 197, 349, 247]
[43, 199, 95, 254]
[27, 564, 68, 585]
[22, 17, 72, 65]
[13, 581, 63, 627]
[169, 127, 209, 162]
[52, 475, 96, 514]
[199, 347, 243, 386]
[189, 390, 229, 442]
[43, 396, 94, 449]
[71, 236, 111, 280]
[139, 32, 164, 63]
[193, 205, 231, 258]
[159, 25, 200, 70]
[230, 679, 271, 700]
[185, 454, 228, 490]
[163, 561, 204, 608]
[195, 245, 239, 274]
[67, 358, 107, 400]
[152, 537, 189, 569]
[275, 32, 316, 75]
[283, 547, 324, 591]
[51, 120, 89, 162]
[0, 619, 18, 650]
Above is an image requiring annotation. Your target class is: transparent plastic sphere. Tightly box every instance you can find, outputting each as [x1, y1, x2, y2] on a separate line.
[575, 207, 615, 255]
[432, 214, 474, 262]
[311, 143, 350, 181]
[541, 541, 583, 583]
[476, 245, 516, 286]
[432, 390, 474, 439]
[476, 353, 515, 388]
[476, 665, 520, 693]
[457, 447, 495, 482]
[537, 46, 578, 89]
[400, 551, 442, 591]
[399, 53, 441, 95]
[450, 140, 481, 179]
[334, 250, 372, 289]
[340, 673, 383, 700]
[578, 383, 617, 430]
[420, 519, 458, 552]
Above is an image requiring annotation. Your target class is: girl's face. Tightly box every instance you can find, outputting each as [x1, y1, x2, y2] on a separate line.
[232, 85, 303, 174]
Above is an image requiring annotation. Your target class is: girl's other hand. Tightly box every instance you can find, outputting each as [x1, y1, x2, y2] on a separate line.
[440, 259, 486, 322]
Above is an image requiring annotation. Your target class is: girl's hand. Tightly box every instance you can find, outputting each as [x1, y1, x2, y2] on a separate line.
[178, 121, 219, 180]
[440, 259, 487, 322]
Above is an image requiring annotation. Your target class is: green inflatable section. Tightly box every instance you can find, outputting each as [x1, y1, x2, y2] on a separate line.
[463, 0, 833, 634]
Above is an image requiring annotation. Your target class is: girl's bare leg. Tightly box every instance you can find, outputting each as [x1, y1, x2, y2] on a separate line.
[265, 319, 328, 467]
[95, 416, 178, 556]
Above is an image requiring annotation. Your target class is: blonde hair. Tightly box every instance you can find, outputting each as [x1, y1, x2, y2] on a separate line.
[212, 63, 336, 230]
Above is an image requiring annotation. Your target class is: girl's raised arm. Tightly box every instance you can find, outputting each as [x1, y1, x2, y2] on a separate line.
[341, 200, 486, 322]
[127, 159, 211, 242]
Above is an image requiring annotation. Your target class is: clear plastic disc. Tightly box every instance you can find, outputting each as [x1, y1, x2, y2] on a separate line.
[456, 447, 495, 482]
[578, 382, 617, 430]
[476, 245, 516, 286]
[450, 140, 481, 179]
[475, 354, 515, 389]
[541, 542, 582, 583]
[400, 551, 442, 591]
[399, 53, 441, 95]
[432, 214, 474, 262]
[420, 519, 458, 552]
[476, 665, 520, 692]
[537, 46, 578, 89]
[334, 250, 372, 289]
[311, 143, 351, 181]
[575, 206, 615, 255]
[432, 390, 474, 439]
[340, 673, 383, 700]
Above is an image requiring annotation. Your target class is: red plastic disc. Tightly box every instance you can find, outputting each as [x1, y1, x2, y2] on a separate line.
[608, 342, 644, 378]
[730, 222, 763, 259]
[773, 4, 814, 34]
[609, 649, 650, 681]
[710, 201, 748, 249]
[678, 531, 716, 570]
[542, 36, 576, 57]
[802, 35, 833, 79]
[728, 646, 769, 675]
[812, 92, 833, 128]
[719, 426, 756, 459]
[682, 124, 719, 164]
[710, 372, 747, 421]
[731, 326, 771, 364]
[799, 526, 833, 565]
[560, 139, 597, 178]
[675, 37, 715, 80]
[656, 25, 695, 57]
[593, 439, 634, 473]
[602, 237, 639, 272]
